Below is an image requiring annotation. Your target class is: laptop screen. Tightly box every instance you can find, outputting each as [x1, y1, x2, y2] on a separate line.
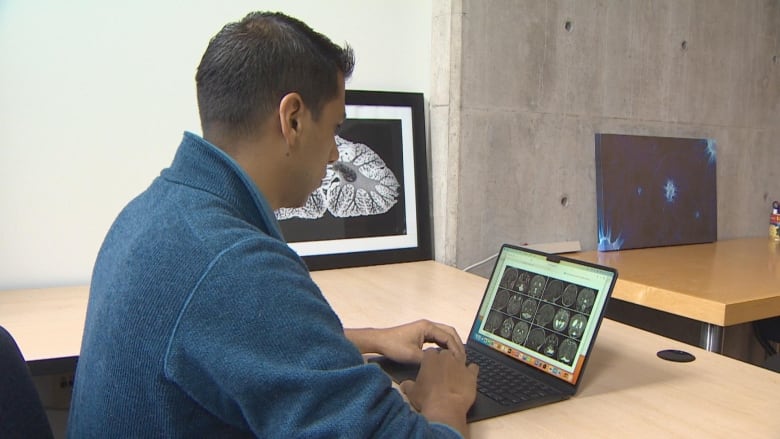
[469, 244, 616, 386]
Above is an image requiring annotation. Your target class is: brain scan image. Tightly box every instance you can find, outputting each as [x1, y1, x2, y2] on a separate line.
[512, 321, 530, 344]
[558, 339, 578, 364]
[500, 268, 518, 289]
[526, 328, 546, 351]
[275, 187, 329, 220]
[485, 311, 504, 333]
[507, 294, 523, 316]
[535, 304, 555, 327]
[529, 275, 546, 298]
[577, 288, 596, 313]
[500, 317, 515, 339]
[520, 298, 539, 321]
[568, 314, 588, 339]
[542, 279, 564, 303]
[543, 334, 559, 357]
[492, 289, 510, 311]
[553, 308, 570, 332]
[515, 272, 530, 293]
[274, 135, 400, 220]
[562, 284, 578, 308]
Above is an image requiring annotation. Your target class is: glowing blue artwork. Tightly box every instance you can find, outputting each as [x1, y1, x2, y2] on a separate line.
[595, 134, 717, 251]
[664, 179, 677, 203]
[706, 139, 717, 164]
[597, 223, 624, 251]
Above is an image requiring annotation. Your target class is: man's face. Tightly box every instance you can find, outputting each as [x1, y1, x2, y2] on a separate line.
[288, 75, 345, 207]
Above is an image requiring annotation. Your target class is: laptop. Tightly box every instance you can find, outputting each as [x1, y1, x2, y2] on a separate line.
[370, 243, 618, 422]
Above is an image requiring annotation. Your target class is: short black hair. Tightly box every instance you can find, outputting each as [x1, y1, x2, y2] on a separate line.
[196, 11, 355, 136]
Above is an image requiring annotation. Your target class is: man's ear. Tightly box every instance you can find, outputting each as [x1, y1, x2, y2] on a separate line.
[279, 92, 304, 146]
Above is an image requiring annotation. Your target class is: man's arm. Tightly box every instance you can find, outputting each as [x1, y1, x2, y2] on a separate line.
[344, 319, 465, 363]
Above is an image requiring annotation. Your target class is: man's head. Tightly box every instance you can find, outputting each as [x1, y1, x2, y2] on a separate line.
[195, 12, 355, 209]
[195, 11, 355, 139]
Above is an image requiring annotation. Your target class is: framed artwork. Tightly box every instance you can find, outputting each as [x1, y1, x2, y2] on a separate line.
[595, 133, 717, 251]
[275, 90, 432, 270]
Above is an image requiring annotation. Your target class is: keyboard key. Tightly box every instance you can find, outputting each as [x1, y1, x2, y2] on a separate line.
[467, 348, 559, 406]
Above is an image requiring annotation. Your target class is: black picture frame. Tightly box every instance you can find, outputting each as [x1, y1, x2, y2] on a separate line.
[275, 90, 432, 270]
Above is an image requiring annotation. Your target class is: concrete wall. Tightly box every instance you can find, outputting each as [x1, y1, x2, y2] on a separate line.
[432, 0, 780, 272]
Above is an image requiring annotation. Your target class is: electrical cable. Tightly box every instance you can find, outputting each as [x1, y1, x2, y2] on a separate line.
[462, 252, 499, 273]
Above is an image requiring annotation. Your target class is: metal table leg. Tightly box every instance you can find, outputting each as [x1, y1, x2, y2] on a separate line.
[700, 323, 724, 353]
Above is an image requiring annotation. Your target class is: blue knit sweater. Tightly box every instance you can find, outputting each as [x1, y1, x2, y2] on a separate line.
[67, 132, 460, 438]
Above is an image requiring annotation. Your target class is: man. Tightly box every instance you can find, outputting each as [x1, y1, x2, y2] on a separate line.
[68, 11, 478, 438]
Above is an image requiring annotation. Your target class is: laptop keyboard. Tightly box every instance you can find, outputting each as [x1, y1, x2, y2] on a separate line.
[467, 348, 559, 406]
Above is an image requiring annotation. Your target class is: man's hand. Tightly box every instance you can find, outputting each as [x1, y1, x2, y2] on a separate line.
[400, 348, 479, 438]
[345, 321, 477, 437]
[345, 319, 465, 363]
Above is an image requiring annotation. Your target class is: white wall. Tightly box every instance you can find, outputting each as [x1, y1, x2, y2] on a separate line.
[0, 0, 433, 289]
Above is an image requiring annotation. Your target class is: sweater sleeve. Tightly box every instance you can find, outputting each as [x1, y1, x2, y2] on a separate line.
[162, 237, 462, 438]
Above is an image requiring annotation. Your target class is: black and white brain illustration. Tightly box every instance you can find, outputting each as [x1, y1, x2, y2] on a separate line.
[275, 187, 328, 220]
[275, 135, 400, 220]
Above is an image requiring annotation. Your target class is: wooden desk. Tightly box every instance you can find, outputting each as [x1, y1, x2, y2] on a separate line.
[568, 237, 780, 352]
[314, 261, 780, 437]
[0, 285, 87, 374]
[2, 261, 779, 436]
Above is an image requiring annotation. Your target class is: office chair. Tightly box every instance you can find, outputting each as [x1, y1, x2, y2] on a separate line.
[753, 317, 780, 373]
[0, 325, 54, 439]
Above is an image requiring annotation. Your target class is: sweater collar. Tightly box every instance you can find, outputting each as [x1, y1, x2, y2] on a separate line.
[162, 131, 285, 242]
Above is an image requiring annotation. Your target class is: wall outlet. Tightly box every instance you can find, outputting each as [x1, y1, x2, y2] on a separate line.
[32, 373, 74, 410]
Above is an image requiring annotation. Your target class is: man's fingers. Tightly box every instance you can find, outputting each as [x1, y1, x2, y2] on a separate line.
[399, 380, 422, 409]
[425, 323, 465, 357]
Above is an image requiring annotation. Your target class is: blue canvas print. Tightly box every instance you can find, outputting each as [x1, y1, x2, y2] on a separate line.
[595, 134, 717, 251]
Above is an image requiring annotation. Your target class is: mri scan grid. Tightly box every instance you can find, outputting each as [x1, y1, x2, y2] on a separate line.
[485, 266, 598, 366]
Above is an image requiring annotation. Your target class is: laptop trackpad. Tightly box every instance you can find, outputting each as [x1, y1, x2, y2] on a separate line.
[368, 355, 522, 423]
[367, 356, 420, 383]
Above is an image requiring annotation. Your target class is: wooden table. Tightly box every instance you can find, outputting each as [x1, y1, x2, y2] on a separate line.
[0, 285, 86, 374]
[314, 261, 780, 437]
[568, 237, 780, 351]
[2, 260, 779, 437]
